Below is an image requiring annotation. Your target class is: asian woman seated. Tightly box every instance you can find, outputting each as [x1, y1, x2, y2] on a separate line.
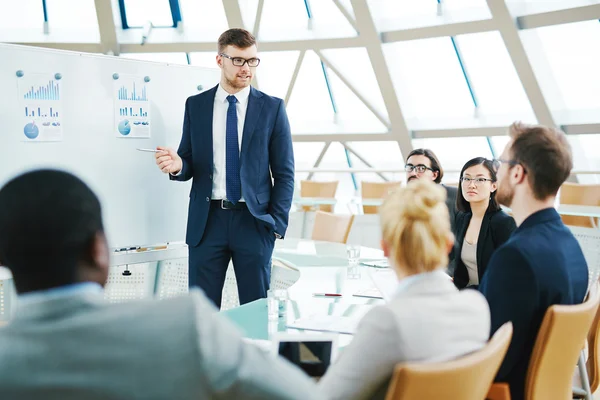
[318, 180, 491, 400]
[452, 157, 516, 289]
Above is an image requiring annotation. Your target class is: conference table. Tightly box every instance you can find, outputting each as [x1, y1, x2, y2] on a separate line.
[222, 239, 389, 346]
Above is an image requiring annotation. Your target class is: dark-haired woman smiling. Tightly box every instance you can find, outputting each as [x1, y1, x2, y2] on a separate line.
[452, 157, 516, 288]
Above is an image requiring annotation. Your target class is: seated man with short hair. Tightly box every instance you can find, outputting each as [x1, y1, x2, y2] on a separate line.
[480, 122, 588, 400]
[0, 169, 322, 400]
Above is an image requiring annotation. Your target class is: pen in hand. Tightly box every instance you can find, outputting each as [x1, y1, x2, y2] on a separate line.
[313, 293, 342, 297]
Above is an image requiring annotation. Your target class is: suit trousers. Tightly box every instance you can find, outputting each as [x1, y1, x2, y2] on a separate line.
[188, 201, 275, 308]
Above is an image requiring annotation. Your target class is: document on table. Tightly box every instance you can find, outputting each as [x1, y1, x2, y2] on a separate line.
[286, 315, 362, 335]
[366, 268, 398, 302]
[360, 258, 389, 268]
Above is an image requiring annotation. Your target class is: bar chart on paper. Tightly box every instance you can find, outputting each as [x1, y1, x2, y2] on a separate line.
[114, 75, 151, 138]
[18, 74, 63, 142]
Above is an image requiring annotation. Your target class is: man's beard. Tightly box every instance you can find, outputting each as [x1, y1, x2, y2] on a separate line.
[496, 181, 514, 208]
[226, 74, 251, 90]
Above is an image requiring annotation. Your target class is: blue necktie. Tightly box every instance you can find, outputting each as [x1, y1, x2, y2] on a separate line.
[226, 95, 241, 204]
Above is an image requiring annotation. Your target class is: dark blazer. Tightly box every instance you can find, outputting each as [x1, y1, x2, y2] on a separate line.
[479, 208, 588, 400]
[443, 185, 458, 234]
[171, 85, 295, 247]
[452, 209, 516, 289]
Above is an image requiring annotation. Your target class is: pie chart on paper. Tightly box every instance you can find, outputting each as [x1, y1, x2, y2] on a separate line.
[24, 122, 39, 139]
[118, 119, 131, 136]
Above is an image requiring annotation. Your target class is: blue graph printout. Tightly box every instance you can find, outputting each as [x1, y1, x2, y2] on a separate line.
[18, 73, 64, 142]
[114, 75, 151, 138]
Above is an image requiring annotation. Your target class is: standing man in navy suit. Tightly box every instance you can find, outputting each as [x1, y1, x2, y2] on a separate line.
[479, 122, 588, 400]
[155, 29, 294, 308]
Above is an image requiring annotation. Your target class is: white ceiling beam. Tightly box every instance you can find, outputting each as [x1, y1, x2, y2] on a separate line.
[517, 4, 600, 29]
[284, 50, 306, 106]
[351, 0, 413, 157]
[382, 19, 496, 43]
[562, 123, 600, 135]
[117, 37, 364, 53]
[292, 133, 393, 142]
[412, 126, 508, 138]
[307, 142, 332, 180]
[222, 0, 244, 28]
[315, 49, 391, 129]
[253, 0, 265, 38]
[487, 0, 555, 127]
[94, 0, 119, 55]
[341, 142, 389, 181]
[11, 42, 104, 53]
[332, 0, 358, 32]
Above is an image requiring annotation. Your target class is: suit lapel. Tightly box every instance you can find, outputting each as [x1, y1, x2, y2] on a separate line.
[241, 87, 265, 158]
[476, 212, 492, 276]
[201, 86, 217, 168]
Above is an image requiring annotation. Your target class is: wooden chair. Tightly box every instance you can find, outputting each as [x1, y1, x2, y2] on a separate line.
[385, 322, 513, 400]
[311, 211, 355, 244]
[574, 284, 600, 399]
[559, 183, 600, 228]
[487, 284, 600, 400]
[361, 181, 401, 214]
[300, 180, 339, 213]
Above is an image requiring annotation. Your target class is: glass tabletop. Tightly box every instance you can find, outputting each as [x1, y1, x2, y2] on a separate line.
[222, 240, 388, 344]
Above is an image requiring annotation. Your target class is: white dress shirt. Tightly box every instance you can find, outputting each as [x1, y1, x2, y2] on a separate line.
[212, 84, 250, 201]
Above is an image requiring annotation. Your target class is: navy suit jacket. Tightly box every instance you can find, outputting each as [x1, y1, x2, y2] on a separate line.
[479, 208, 588, 400]
[171, 85, 295, 247]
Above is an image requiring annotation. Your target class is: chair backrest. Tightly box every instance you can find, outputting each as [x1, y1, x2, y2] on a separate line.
[300, 180, 339, 212]
[361, 181, 401, 214]
[586, 284, 600, 394]
[270, 258, 301, 291]
[569, 226, 600, 294]
[525, 284, 600, 400]
[385, 322, 513, 400]
[559, 183, 600, 228]
[311, 211, 355, 244]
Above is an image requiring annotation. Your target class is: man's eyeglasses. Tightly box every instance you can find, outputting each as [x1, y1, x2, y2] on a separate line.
[460, 177, 494, 186]
[220, 53, 260, 67]
[405, 164, 434, 174]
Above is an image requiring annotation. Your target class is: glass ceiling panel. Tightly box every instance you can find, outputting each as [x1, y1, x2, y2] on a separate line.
[320, 47, 388, 119]
[178, 0, 228, 40]
[567, 134, 600, 184]
[313, 142, 358, 201]
[46, 0, 99, 31]
[367, 0, 490, 32]
[346, 141, 403, 168]
[383, 37, 475, 128]
[327, 72, 388, 133]
[188, 52, 217, 69]
[412, 137, 493, 183]
[253, 51, 301, 101]
[120, 52, 189, 65]
[239, 0, 260, 32]
[258, 0, 356, 41]
[336, 0, 355, 20]
[286, 50, 334, 133]
[455, 31, 536, 123]
[521, 21, 600, 122]
[294, 142, 327, 170]
[506, 0, 599, 16]
[0, 0, 44, 39]
[123, 0, 173, 27]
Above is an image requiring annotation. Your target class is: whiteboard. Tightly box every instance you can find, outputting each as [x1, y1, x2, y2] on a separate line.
[0, 44, 220, 247]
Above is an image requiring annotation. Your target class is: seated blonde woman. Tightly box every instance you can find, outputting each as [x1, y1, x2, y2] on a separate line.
[318, 180, 491, 400]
